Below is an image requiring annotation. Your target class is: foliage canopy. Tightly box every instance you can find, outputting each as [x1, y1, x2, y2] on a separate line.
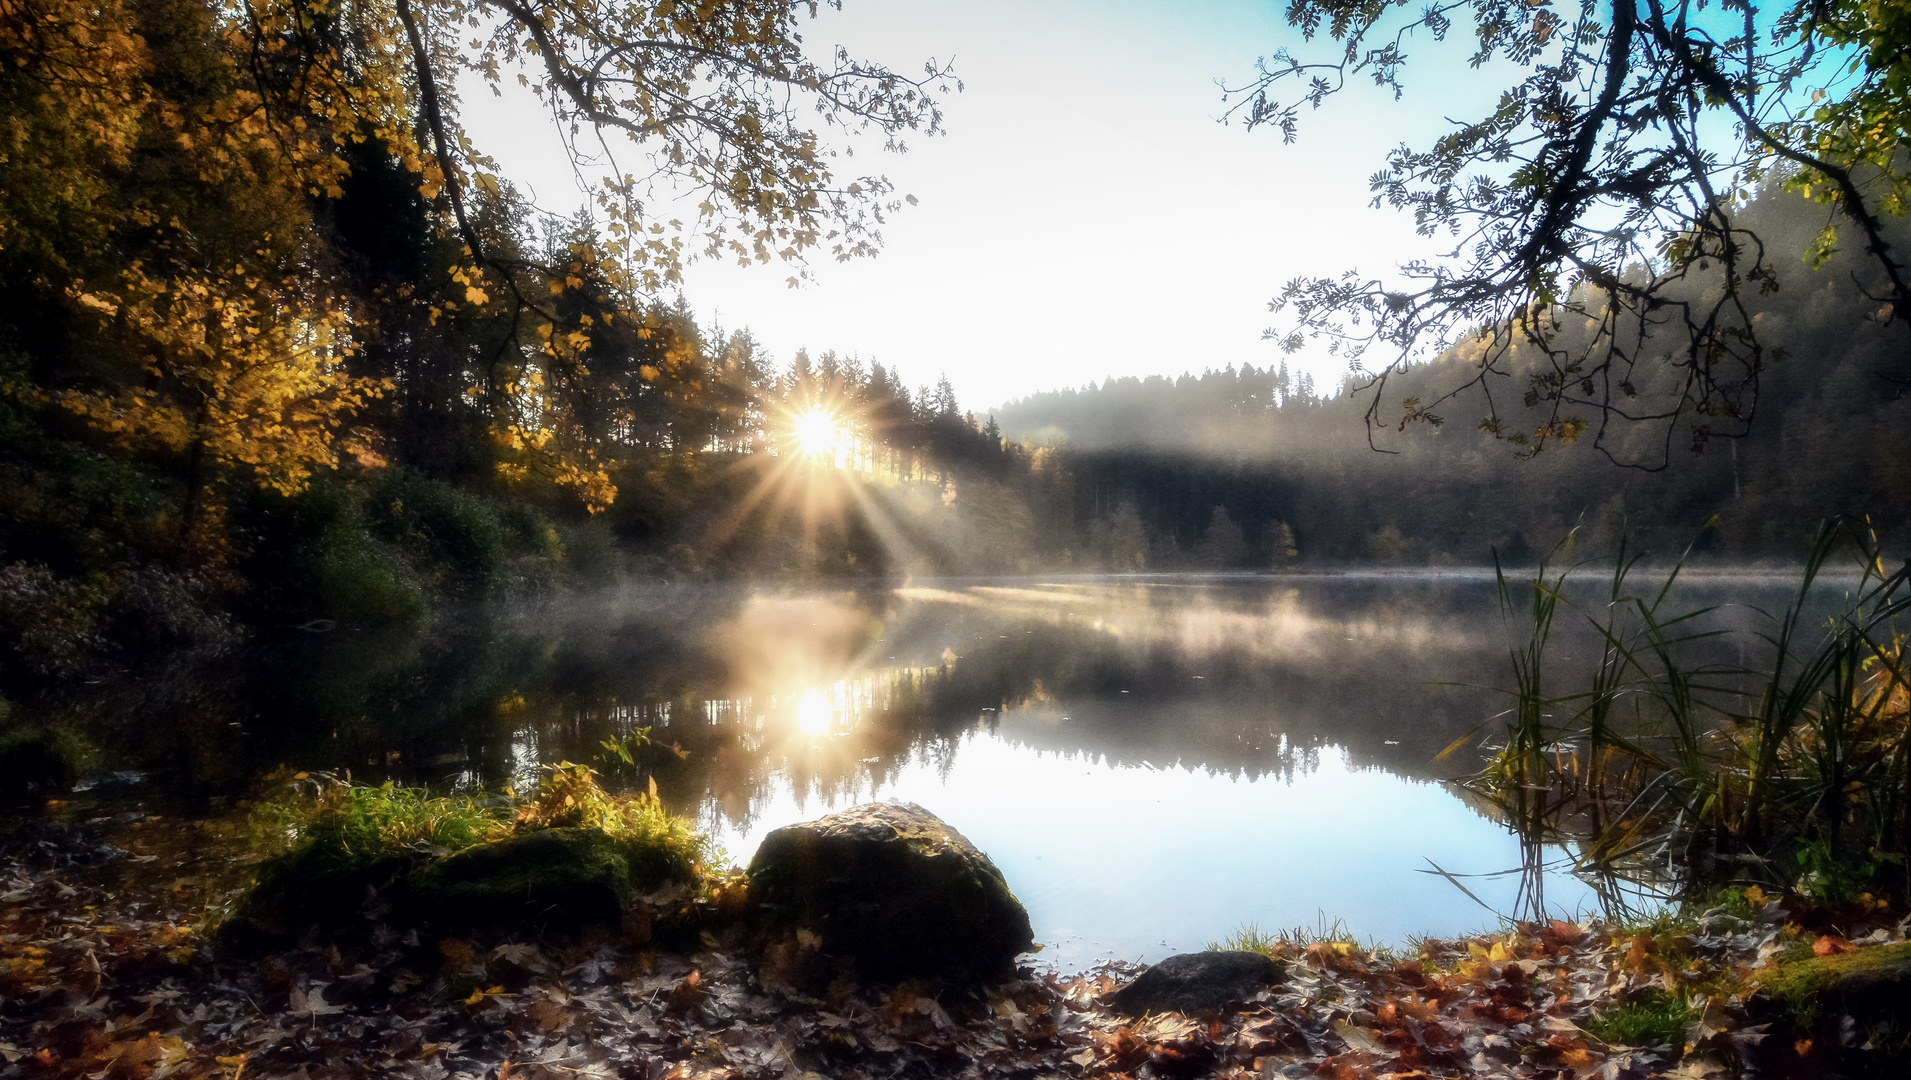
[0, 0, 953, 562]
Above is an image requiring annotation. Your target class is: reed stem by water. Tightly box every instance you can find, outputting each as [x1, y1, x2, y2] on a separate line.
[1463, 518, 1911, 915]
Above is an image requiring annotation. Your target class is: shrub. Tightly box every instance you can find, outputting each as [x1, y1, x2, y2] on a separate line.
[314, 540, 425, 625]
[0, 725, 101, 796]
[237, 764, 712, 937]
[557, 517, 621, 586]
[0, 563, 109, 681]
[370, 471, 504, 595]
[232, 477, 424, 626]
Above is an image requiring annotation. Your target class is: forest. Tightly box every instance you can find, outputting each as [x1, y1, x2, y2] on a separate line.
[7, 0, 1911, 703]
[994, 179, 1911, 570]
[12, 137, 1911, 700]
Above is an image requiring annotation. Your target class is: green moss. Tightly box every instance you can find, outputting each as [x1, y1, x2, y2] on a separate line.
[232, 767, 709, 941]
[1583, 988, 1694, 1048]
[403, 827, 640, 932]
[0, 726, 100, 795]
[1750, 943, 1911, 1075]
[1758, 941, 1911, 999]
[1756, 941, 1911, 1030]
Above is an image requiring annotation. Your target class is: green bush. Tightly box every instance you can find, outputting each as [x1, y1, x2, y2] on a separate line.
[0, 725, 101, 796]
[499, 503, 566, 564]
[496, 503, 566, 592]
[370, 470, 504, 594]
[234, 477, 426, 625]
[314, 539, 425, 625]
[557, 517, 621, 586]
[236, 765, 710, 938]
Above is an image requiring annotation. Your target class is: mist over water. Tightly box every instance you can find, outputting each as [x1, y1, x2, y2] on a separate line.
[91, 569, 1858, 967]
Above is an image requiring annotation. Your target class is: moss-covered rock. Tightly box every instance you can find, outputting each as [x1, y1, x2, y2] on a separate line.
[1749, 941, 1911, 1077]
[747, 802, 1033, 984]
[402, 827, 647, 935]
[1756, 941, 1911, 1023]
[228, 846, 417, 940]
[230, 825, 694, 945]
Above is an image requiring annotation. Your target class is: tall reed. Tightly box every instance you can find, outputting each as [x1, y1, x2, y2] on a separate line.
[1464, 518, 1911, 911]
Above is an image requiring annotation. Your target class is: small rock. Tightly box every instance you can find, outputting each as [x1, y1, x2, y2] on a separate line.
[1108, 951, 1287, 1017]
[747, 802, 1033, 983]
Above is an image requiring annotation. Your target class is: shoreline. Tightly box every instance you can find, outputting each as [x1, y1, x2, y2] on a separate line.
[4, 807, 1907, 1079]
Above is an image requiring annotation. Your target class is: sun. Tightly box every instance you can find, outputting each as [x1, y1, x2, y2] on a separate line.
[791, 408, 839, 460]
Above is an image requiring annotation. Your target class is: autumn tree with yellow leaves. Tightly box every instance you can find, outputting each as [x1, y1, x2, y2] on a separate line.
[0, 0, 952, 672]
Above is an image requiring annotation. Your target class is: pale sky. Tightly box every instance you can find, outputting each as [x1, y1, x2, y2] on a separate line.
[462, 0, 1511, 412]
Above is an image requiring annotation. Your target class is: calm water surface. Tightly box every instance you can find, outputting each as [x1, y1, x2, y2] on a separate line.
[94, 570, 1851, 968]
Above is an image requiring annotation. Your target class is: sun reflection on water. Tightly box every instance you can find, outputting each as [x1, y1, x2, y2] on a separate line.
[795, 688, 832, 736]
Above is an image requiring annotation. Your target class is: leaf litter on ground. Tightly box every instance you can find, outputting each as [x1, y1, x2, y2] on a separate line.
[1, 811, 1907, 1080]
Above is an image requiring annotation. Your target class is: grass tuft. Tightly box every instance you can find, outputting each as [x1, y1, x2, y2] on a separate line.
[1206, 924, 1282, 955]
[1583, 988, 1693, 1048]
[1206, 918, 1399, 961]
[1467, 519, 1911, 911]
[242, 763, 717, 927]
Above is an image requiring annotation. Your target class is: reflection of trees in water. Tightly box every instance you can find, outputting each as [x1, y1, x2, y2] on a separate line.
[494, 597, 1519, 832]
[66, 575, 1828, 821]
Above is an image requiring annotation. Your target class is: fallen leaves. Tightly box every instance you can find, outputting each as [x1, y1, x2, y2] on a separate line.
[1811, 933, 1856, 957]
[4, 812, 1911, 1080]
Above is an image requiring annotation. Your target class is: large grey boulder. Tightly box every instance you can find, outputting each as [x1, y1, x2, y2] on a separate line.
[1109, 951, 1287, 1016]
[746, 802, 1033, 983]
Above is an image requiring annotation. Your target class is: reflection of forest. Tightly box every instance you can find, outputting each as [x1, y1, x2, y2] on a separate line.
[98, 575, 1815, 824]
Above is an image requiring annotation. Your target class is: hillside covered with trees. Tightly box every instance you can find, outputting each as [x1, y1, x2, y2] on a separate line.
[996, 183, 1911, 569]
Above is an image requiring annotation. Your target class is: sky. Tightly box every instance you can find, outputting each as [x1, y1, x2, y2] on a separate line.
[460, 0, 1513, 413]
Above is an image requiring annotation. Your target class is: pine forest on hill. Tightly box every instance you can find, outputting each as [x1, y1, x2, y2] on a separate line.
[995, 184, 1911, 569]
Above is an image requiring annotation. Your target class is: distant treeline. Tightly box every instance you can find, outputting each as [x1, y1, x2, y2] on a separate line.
[993, 184, 1911, 568]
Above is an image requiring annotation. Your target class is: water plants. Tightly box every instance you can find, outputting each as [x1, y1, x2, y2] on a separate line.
[1462, 518, 1911, 912]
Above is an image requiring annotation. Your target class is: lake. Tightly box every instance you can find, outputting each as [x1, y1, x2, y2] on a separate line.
[78, 568, 1844, 969]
